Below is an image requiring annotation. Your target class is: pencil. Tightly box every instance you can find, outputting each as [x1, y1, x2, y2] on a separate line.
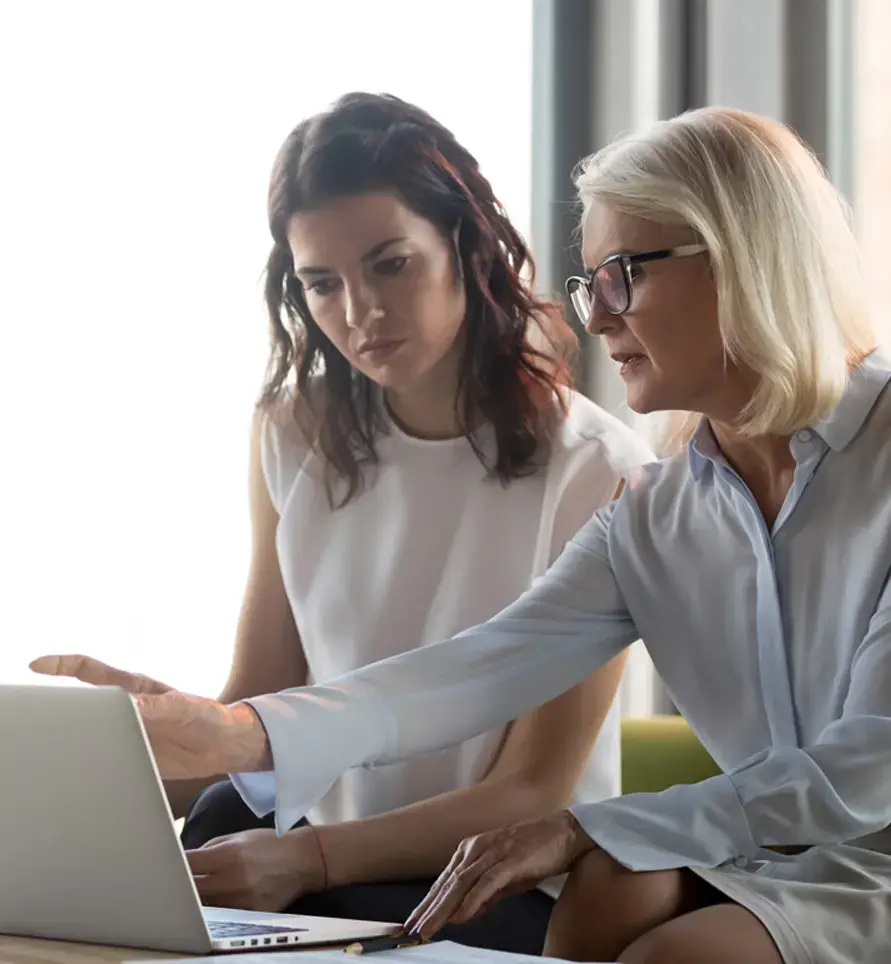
[344, 933, 425, 955]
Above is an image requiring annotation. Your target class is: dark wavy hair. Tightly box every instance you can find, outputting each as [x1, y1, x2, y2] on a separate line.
[260, 92, 578, 506]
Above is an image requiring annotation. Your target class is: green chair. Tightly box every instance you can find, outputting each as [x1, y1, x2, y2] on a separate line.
[621, 716, 720, 794]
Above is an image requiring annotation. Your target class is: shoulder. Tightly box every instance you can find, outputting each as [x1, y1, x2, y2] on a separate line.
[550, 390, 657, 481]
[257, 382, 321, 512]
[260, 385, 304, 458]
[569, 452, 686, 560]
[539, 393, 657, 557]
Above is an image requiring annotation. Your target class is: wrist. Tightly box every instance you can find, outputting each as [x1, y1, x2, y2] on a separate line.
[298, 825, 330, 893]
[305, 823, 356, 890]
[559, 809, 596, 864]
[225, 701, 272, 773]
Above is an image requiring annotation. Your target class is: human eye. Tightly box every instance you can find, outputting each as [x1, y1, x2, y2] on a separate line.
[305, 277, 340, 296]
[374, 255, 409, 277]
[628, 260, 646, 281]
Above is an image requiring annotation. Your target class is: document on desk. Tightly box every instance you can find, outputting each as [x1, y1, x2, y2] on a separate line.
[129, 939, 616, 963]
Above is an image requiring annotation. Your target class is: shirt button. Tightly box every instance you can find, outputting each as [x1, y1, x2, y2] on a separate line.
[796, 429, 813, 443]
[734, 856, 748, 869]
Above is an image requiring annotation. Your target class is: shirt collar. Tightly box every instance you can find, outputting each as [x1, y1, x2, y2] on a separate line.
[687, 349, 891, 480]
[812, 349, 891, 451]
[688, 419, 719, 480]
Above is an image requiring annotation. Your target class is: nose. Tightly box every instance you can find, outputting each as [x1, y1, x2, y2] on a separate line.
[585, 303, 624, 337]
[344, 280, 383, 330]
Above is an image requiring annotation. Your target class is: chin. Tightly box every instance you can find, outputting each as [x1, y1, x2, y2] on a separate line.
[624, 388, 661, 415]
[624, 378, 687, 416]
[362, 369, 402, 391]
[357, 361, 417, 393]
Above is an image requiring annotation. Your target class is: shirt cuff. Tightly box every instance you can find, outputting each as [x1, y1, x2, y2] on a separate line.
[231, 685, 390, 834]
[569, 773, 758, 871]
[229, 770, 276, 819]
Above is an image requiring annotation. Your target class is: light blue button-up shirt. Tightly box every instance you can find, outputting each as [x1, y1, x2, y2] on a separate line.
[235, 352, 891, 874]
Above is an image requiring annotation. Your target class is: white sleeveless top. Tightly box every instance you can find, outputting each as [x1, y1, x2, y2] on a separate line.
[258, 390, 654, 827]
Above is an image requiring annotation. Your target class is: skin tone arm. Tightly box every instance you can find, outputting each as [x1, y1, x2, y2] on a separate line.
[164, 412, 307, 818]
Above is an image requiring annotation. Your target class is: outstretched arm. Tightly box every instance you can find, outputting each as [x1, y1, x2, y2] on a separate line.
[32, 508, 638, 828]
[233, 510, 637, 832]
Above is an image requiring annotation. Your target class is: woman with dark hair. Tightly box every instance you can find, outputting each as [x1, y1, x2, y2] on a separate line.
[35, 93, 653, 953]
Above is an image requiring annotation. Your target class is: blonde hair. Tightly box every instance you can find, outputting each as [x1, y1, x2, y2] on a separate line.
[575, 107, 877, 444]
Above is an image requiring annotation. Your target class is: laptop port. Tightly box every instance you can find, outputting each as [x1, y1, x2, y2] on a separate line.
[250, 939, 258, 946]
[263, 938, 272, 944]
[276, 936, 289, 944]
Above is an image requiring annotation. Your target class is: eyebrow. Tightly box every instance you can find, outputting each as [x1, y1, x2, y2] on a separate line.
[294, 236, 409, 277]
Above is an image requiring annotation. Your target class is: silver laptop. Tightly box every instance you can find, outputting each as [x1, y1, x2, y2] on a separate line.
[0, 684, 399, 954]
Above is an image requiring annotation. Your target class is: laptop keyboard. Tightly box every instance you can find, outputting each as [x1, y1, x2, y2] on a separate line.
[208, 921, 308, 939]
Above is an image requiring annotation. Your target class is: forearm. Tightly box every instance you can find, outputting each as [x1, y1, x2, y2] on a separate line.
[317, 777, 569, 887]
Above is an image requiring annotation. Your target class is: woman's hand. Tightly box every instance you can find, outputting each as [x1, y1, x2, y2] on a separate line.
[30, 653, 173, 694]
[405, 810, 595, 940]
[186, 827, 325, 912]
[29, 654, 271, 779]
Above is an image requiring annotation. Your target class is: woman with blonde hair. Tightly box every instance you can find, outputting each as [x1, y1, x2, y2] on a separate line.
[36, 106, 891, 964]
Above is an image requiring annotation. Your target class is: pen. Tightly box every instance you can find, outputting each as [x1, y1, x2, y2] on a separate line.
[344, 932, 425, 955]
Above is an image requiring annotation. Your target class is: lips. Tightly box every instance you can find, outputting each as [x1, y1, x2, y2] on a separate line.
[358, 337, 405, 357]
[610, 351, 648, 378]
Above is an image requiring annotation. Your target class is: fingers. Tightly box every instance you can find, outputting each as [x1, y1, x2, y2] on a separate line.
[407, 839, 502, 940]
[186, 841, 250, 906]
[404, 846, 465, 934]
[30, 654, 112, 684]
[29, 654, 171, 694]
[192, 873, 237, 903]
[185, 839, 232, 877]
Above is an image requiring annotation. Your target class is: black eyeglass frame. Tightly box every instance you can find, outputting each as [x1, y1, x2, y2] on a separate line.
[565, 242, 708, 323]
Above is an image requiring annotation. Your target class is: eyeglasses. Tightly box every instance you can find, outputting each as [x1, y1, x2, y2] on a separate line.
[565, 243, 708, 326]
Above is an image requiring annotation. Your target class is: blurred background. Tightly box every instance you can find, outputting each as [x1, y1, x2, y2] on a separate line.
[0, 0, 887, 715]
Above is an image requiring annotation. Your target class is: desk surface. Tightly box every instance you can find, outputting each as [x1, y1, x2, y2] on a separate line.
[0, 935, 182, 963]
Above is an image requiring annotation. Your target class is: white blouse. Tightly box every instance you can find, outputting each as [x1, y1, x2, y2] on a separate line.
[235, 389, 655, 828]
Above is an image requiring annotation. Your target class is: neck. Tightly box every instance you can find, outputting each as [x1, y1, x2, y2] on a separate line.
[383, 335, 480, 440]
[384, 367, 468, 441]
[709, 420, 796, 526]
[710, 422, 796, 479]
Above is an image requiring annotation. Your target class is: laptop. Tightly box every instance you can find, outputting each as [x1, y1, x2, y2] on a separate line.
[0, 684, 400, 954]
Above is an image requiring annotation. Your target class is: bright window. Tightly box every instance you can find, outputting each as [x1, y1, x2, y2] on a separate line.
[0, 1, 532, 693]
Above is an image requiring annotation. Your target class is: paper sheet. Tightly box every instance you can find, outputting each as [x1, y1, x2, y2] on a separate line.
[132, 939, 615, 963]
